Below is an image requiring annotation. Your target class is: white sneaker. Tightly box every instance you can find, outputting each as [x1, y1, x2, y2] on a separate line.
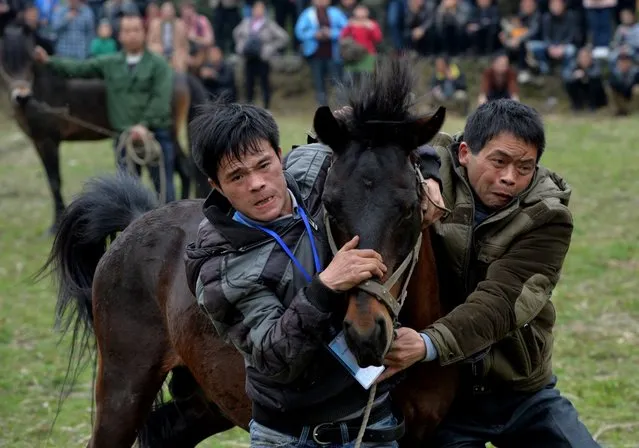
[517, 71, 532, 84]
[592, 47, 610, 60]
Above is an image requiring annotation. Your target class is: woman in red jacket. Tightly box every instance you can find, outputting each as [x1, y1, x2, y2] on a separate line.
[339, 4, 382, 84]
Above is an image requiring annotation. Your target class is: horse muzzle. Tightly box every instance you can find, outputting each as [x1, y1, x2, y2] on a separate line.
[10, 82, 33, 106]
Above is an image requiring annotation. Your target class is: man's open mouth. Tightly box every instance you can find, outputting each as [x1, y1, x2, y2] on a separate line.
[255, 196, 275, 207]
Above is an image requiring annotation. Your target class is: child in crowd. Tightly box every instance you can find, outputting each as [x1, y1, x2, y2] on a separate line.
[90, 20, 118, 57]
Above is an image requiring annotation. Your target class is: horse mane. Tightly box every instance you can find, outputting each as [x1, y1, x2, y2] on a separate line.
[337, 57, 419, 142]
[1, 22, 32, 69]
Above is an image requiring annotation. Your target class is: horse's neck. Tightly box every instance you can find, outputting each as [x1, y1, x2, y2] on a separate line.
[404, 227, 442, 329]
[32, 65, 67, 103]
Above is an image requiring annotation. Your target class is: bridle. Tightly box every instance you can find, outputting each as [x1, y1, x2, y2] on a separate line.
[321, 154, 451, 448]
[322, 164, 428, 322]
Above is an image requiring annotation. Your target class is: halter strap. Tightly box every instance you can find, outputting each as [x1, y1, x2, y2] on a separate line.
[322, 165, 425, 320]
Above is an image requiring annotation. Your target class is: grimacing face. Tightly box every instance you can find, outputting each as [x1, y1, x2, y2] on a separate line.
[212, 141, 290, 222]
[458, 132, 537, 209]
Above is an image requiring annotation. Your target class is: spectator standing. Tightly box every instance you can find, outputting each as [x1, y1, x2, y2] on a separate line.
[180, 1, 215, 72]
[211, 0, 242, 55]
[22, 4, 56, 54]
[404, 0, 436, 55]
[52, 0, 95, 59]
[147, 1, 190, 72]
[199, 46, 237, 101]
[145, 2, 160, 30]
[233, 0, 289, 109]
[101, 0, 139, 40]
[339, 4, 382, 84]
[583, 0, 616, 58]
[295, 0, 348, 106]
[466, 0, 500, 56]
[434, 0, 471, 57]
[33, 0, 60, 42]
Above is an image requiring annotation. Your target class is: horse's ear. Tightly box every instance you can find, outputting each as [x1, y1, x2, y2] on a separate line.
[414, 106, 446, 147]
[313, 106, 349, 154]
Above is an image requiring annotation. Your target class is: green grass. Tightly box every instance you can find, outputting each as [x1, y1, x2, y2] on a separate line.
[0, 111, 638, 447]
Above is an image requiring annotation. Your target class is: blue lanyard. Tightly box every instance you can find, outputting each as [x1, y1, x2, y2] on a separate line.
[234, 207, 322, 283]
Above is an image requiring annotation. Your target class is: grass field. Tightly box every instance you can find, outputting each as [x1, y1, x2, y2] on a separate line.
[0, 110, 637, 448]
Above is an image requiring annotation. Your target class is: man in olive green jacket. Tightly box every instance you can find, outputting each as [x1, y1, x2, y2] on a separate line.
[380, 99, 599, 446]
[33, 13, 176, 202]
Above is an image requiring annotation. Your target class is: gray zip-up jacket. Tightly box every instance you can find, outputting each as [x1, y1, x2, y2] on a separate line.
[184, 142, 441, 425]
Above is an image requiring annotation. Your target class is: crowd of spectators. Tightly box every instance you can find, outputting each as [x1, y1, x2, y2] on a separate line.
[1, 0, 639, 115]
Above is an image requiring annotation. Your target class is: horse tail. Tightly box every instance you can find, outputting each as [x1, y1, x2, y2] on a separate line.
[38, 173, 158, 404]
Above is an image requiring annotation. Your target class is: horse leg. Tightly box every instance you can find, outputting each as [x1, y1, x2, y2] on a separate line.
[89, 287, 172, 448]
[34, 137, 65, 234]
[169, 282, 252, 429]
[138, 367, 235, 448]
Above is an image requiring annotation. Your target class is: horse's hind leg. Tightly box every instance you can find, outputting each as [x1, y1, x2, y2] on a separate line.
[33, 137, 65, 234]
[139, 367, 235, 448]
[89, 290, 172, 447]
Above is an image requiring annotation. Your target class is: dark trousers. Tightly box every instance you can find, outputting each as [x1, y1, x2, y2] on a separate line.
[245, 58, 271, 109]
[468, 25, 499, 55]
[114, 128, 176, 203]
[309, 57, 343, 106]
[586, 7, 614, 48]
[437, 23, 466, 56]
[565, 78, 608, 111]
[213, 6, 241, 54]
[430, 377, 600, 447]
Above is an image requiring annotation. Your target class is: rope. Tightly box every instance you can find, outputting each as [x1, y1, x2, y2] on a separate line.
[354, 383, 377, 448]
[0, 57, 168, 203]
[115, 129, 167, 205]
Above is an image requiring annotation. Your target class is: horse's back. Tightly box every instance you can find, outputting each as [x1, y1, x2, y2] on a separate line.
[94, 198, 205, 304]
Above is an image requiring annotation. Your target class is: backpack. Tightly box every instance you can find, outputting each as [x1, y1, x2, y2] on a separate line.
[243, 35, 262, 60]
[339, 36, 368, 63]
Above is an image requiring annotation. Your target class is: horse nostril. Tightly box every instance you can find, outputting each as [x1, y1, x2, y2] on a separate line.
[375, 316, 387, 335]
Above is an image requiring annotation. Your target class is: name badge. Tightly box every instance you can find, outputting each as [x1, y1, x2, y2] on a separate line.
[328, 331, 385, 390]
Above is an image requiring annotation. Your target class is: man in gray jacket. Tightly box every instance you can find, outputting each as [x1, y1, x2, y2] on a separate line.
[184, 102, 443, 447]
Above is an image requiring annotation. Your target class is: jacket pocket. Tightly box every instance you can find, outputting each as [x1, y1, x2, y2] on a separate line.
[492, 318, 552, 382]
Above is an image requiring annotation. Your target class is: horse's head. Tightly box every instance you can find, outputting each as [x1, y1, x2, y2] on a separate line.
[314, 58, 445, 367]
[0, 21, 37, 104]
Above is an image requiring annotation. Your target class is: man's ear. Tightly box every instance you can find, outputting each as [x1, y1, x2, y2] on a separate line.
[208, 178, 220, 192]
[457, 142, 471, 167]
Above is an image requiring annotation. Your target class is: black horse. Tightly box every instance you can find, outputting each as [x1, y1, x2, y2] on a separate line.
[0, 22, 211, 234]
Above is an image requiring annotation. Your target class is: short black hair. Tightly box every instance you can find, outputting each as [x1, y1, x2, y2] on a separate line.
[120, 11, 143, 21]
[189, 102, 280, 184]
[463, 99, 545, 161]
